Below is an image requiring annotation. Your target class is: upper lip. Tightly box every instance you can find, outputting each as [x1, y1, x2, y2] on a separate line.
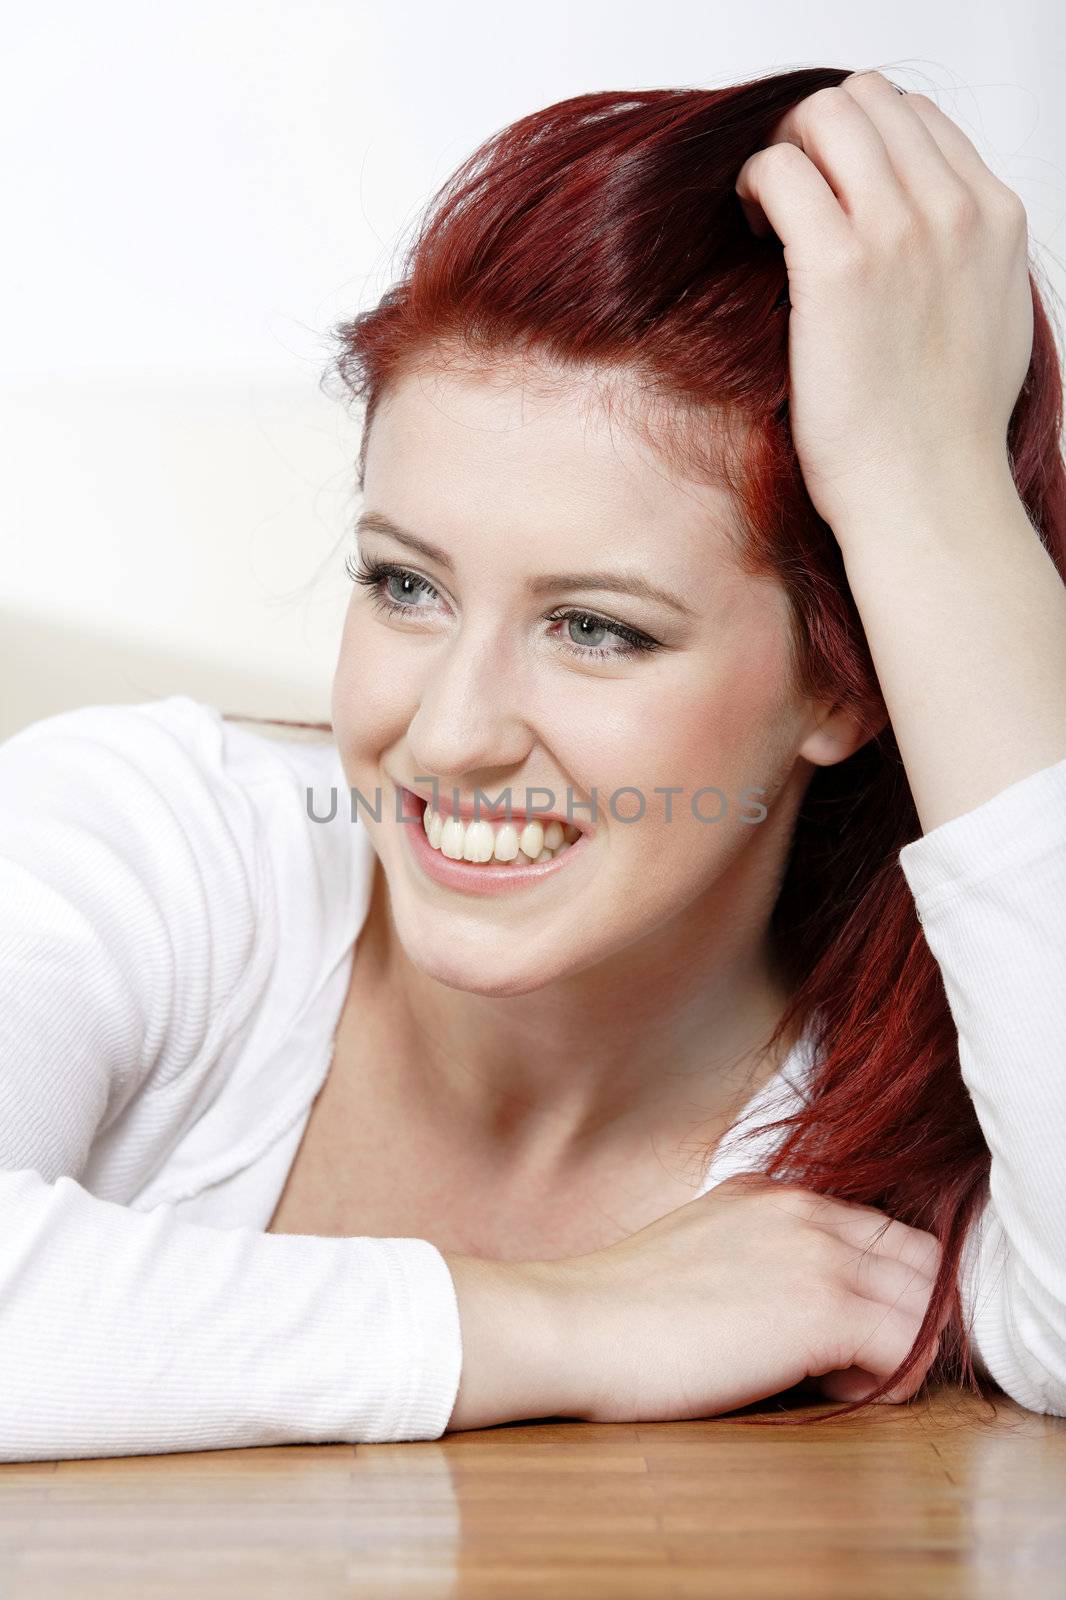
[399, 781, 588, 834]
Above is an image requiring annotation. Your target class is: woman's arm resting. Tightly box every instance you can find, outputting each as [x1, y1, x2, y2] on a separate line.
[0, 1169, 466, 1460]
[444, 1254, 579, 1430]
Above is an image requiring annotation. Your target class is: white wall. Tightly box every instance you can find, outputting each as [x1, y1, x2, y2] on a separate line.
[3, 0, 1063, 738]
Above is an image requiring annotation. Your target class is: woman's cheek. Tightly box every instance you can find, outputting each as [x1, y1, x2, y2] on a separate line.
[335, 617, 412, 736]
[638, 678, 790, 856]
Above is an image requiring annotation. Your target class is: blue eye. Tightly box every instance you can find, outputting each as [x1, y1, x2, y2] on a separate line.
[345, 554, 662, 662]
[544, 607, 659, 660]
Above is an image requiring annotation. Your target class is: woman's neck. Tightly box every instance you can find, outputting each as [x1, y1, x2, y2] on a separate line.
[353, 852, 799, 1180]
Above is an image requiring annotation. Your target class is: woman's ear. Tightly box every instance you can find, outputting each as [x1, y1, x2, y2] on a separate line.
[797, 699, 889, 769]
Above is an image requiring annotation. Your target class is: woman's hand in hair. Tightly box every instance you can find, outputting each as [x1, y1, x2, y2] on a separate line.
[521, 1172, 945, 1425]
[733, 70, 1033, 540]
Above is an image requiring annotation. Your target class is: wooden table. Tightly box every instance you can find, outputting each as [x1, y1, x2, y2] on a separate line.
[2, 1387, 1064, 1598]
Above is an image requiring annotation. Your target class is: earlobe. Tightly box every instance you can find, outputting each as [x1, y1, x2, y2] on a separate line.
[798, 702, 886, 768]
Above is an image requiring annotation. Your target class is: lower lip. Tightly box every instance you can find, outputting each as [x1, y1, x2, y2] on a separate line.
[397, 787, 591, 897]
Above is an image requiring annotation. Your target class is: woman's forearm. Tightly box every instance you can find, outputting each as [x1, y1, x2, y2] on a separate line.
[443, 1253, 580, 1430]
[833, 455, 1066, 835]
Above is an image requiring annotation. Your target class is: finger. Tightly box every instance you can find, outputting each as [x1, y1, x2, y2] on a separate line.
[736, 85, 907, 245]
[734, 141, 849, 246]
[840, 1246, 937, 1316]
[840, 71, 975, 215]
[817, 1347, 938, 1405]
[900, 92, 1005, 194]
[833, 1296, 931, 1387]
[817, 1208, 942, 1281]
[815, 1365, 876, 1403]
[824, 1309, 944, 1405]
[771, 1188, 942, 1278]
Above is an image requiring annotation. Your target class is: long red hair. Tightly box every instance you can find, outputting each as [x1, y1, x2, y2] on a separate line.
[227, 67, 1066, 1422]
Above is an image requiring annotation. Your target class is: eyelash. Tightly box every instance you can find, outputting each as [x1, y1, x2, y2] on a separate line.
[344, 554, 662, 661]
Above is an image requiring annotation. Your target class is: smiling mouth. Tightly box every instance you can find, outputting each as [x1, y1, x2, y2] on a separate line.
[407, 788, 582, 867]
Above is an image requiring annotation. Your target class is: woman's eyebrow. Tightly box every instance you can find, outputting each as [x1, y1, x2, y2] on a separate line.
[355, 510, 697, 618]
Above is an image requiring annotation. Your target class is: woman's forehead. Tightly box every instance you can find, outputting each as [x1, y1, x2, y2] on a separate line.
[366, 364, 745, 563]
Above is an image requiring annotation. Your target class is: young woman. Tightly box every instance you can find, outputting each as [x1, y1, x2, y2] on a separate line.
[2, 66, 1065, 1461]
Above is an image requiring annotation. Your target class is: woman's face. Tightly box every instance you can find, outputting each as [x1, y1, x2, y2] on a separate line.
[331, 362, 847, 998]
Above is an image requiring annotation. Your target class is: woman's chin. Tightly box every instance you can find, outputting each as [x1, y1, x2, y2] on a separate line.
[405, 948, 561, 999]
[384, 919, 566, 996]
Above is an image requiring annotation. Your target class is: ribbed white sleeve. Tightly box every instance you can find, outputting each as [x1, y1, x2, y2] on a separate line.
[0, 702, 463, 1461]
[898, 754, 1066, 1415]
[0, 1172, 462, 1459]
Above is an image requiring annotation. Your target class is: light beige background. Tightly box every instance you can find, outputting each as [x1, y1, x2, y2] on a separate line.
[0, 378, 357, 740]
[3, 2, 1063, 743]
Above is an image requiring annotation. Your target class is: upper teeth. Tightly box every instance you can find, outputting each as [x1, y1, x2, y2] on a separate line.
[422, 804, 580, 864]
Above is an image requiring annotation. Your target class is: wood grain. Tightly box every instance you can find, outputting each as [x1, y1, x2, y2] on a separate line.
[1, 1386, 1063, 1598]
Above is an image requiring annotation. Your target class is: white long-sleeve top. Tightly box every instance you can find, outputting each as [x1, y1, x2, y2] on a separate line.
[0, 694, 1064, 1461]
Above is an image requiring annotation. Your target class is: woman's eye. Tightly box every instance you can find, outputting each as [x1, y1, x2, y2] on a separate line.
[345, 553, 661, 662]
[346, 554, 440, 613]
[546, 609, 660, 661]
[381, 569, 436, 607]
[565, 615, 611, 650]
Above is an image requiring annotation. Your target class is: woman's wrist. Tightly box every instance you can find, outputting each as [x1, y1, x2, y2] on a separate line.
[443, 1252, 584, 1430]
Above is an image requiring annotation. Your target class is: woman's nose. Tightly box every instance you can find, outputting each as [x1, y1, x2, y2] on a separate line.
[405, 631, 531, 782]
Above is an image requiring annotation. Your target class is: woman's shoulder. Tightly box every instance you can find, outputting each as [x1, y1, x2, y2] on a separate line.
[2, 695, 279, 907]
[1, 692, 341, 797]
[0, 693, 375, 1028]
[0, 696, 376, 1163]
[0, 697, 271, 1047]
[0, 693, 356, 880]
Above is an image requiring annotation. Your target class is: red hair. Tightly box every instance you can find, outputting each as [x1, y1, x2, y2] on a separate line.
[228, 67, 1066, 1422]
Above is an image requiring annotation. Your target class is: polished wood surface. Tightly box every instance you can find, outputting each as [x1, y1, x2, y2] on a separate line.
[2, 1386, 1064, 1598]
